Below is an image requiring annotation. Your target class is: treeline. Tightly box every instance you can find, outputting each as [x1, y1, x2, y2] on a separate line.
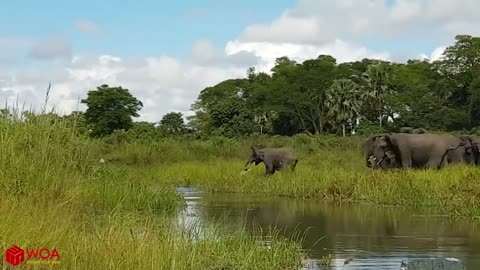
[189, 34, 480, 137]
[3, 34, 480, 140]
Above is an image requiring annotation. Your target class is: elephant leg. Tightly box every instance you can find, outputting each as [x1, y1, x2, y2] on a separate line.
[426, 149, 448, 169]
[400, 155, 412, 168]
[265, 162, 275, 175]
[279, 160, 288, 170]
[426, 157, 446, 169]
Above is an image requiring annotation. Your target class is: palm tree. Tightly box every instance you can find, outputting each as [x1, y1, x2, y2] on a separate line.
[361, 63, 395, 128]
[326, 79, 362, 136]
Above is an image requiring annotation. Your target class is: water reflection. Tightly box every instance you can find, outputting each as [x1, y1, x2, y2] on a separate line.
[175, 186, 480, 269]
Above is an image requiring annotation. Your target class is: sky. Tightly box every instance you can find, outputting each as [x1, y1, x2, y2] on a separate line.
[1, 0, 480, 123]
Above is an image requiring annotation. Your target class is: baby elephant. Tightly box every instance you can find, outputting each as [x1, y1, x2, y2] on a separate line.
[243, 146, 298, 175]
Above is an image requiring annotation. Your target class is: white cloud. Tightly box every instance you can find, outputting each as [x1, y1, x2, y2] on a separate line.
[430, 46, 447, 61]
[75, 20, 102, 36]
[239, 0, 480, 44]
[3, 0, 480, 122]
[226, 39, 391, 72]
[241, 14, 331, 45]
[28, 37, 72, 61]
[1, 54, 246, 123]
[390, 0, 423, 23]
[191, 40, 259, 67]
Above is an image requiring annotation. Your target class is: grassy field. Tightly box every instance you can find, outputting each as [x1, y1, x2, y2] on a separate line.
[0, 115, 303, 269]
[3, 111, 480, 268]
[104, 136, 480, 219]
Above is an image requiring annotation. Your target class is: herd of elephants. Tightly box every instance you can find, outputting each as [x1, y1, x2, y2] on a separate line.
[242, 127, 480, 175]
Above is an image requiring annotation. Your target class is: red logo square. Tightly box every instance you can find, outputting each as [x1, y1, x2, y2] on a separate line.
[5, 245, 25, 266]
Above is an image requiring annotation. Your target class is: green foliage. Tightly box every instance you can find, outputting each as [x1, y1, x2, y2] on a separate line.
[81, 84, 143, 137]
[190, 79, 258, 137]
[0, 113, 302, 270]
[159, 112, 188, 135]
[468, 76, 480, 127]
[360, 62, 395, 127]
[326, 79, 362, 136]
[187, 35, 480, 136]
[355, 120, 387, 136]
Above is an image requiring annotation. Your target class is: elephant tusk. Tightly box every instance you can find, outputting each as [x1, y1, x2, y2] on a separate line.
[375, 156, 385, 167]
[241, 168, 252, 175]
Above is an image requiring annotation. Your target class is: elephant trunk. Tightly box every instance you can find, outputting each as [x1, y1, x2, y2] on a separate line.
[244, 158, 255, 170]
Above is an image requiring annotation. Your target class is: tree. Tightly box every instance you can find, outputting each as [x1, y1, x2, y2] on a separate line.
[127, 121, 162, 140]
[361, 63, 395, 128]
[189, 78, 256, 137]
[267, 55, 337, 134]
[436, 35, 480, 83]
[159, 112, 187, 135]
[208, 98, 256, 137]
[81, 84, 143, 137]
[326, 79, 362, 136]
[434, 35, 480, 125]
[468, 76, 480, 127]
[185, 34, 480, 136]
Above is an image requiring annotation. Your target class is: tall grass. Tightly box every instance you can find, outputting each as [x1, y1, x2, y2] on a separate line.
[103, 134, 360, 165]
[0, 110, 303, 269]
[0, 204, 302, 269]
[105, 136, 480, 219]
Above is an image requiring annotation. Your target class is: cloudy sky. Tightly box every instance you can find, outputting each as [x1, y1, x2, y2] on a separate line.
[1, 0, 480, 122]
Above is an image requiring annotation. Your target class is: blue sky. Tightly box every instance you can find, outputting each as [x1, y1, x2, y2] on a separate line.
[1, 0, 478, 121]
[0, 0, 296, 60]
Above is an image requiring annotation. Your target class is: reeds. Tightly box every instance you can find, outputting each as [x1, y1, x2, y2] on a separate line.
[0, 104, 303, 269]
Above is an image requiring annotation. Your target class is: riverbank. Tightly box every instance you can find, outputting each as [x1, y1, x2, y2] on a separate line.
[108, 139, 480, 219]
[0, 117, 302, 269]
[3, 114, 480, 268]
[122, 159, 480, 218]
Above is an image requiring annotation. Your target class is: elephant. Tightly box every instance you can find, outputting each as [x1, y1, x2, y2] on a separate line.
[457, 135, 480, 165]
[399, 127, 414, 134]
[412, 128, 428, 134]
[363, 135, 399, 170]
[371, 133, 467, 169]
[399, 127, 427, 134]
[243, 146, 298, 175]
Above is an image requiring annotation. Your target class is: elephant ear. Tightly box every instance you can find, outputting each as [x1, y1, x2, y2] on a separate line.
[380, 134, 397, 150]
[363, 135, 381, 149]
[251, 146, 264, 159]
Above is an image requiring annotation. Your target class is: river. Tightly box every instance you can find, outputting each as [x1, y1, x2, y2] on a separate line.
[176, 186, 480, 269]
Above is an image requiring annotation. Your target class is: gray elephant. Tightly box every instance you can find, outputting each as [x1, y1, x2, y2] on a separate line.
[363, 135, 399, 169]
[399, 127, 414, 133]
[399, 127, 427, 134]
[371, 133, 466, 169]
[457, 135, 480, 165]
[243, 146, 298, 175]
[412, 128, 428, 134]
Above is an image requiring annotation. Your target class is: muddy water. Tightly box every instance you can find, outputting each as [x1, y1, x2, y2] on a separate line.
[176, 187, 480, 269]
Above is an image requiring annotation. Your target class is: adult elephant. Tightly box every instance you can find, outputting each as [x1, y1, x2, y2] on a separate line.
[412, 128, 428, 134]
[458, 135, 480, 165]
[363, 135, 398, 170]
[399, 127, 427, 134]
[371, 133, 466, 169]
[243, 146, 298, 175]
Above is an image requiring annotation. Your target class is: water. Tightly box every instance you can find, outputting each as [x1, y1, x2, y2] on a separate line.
[176, 186, 480, 269]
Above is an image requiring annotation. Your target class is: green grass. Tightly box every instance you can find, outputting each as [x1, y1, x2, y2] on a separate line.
[114, 145, 480, 219]
[4, 107, 480, 269]
[0, 203, 302, 269]
[0, 113, 303, 269]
